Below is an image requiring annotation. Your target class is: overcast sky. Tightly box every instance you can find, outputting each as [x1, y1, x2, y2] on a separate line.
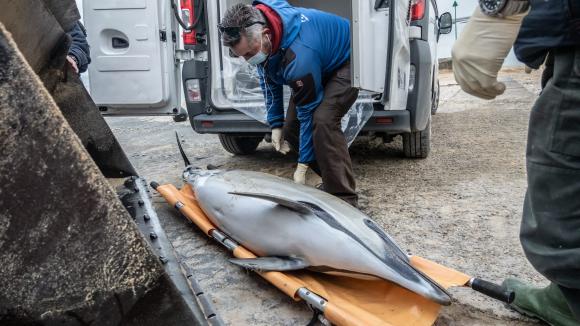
[436, 0, 521, 66]
[437, 0, 477, 59]
[438, 0, 478, 19]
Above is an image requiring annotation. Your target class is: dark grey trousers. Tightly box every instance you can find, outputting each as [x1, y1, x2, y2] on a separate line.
[283, 62, 359, 206]
[521, 46, 580, 318]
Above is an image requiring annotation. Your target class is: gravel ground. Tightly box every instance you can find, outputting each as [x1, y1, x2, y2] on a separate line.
[107, 69, 546, 325]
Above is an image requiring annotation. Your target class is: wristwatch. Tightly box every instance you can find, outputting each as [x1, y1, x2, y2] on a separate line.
[479, 0, 529, 17]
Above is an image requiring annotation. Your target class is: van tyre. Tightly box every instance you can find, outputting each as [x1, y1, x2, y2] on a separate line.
[403, 118, 431, 158]
[219, 134, 263, 155]
[173, 113, 188, 122]
[431, 79, 440, 115]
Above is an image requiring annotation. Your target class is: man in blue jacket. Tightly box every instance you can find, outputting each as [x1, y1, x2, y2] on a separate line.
[219, 0, 359, 206]
[453, 1, 580, 324]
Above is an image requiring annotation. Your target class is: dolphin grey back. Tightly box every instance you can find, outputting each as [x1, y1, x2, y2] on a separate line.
[183, 169, 452, 305]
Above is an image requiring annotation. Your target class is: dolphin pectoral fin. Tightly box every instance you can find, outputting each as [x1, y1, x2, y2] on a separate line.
[228, 192, 313, 215]
[229, 257, 309, 271]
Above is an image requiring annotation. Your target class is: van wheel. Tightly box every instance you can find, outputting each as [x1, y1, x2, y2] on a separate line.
[173, 113, 188, 122]
[218, 134, 263, 155]
[431, 79, 440, 115]
[402, 118, 430, 158]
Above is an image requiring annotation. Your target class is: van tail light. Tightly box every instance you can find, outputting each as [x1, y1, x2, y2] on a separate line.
[411, 0, 425, 21]
[180, 0, 196, 45]
[186, 79, 202, 102]
[375, 117, 394, 125]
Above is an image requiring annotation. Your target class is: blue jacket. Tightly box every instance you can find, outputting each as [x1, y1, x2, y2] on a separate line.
[253, 0, 351, 163]
[67, 21, 91, 73]
[514, 0, 580, 69]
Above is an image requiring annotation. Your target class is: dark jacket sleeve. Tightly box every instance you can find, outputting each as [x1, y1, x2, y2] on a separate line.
[283, 46, 324, 164]
[514, 0, 580, 69]
[67, 21, 91, 73]
[257, 65, 285, 129]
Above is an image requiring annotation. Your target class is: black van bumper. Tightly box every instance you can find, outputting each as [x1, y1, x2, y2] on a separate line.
[191, 109, 411, 134]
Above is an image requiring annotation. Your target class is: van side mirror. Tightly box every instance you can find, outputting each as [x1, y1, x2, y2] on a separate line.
[439, 12, 453, 35]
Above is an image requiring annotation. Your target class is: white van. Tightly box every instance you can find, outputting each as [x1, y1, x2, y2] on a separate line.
[83, 0, 452, 158]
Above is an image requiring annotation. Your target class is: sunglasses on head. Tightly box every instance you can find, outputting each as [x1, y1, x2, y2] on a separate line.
[217, 21, 265, 41]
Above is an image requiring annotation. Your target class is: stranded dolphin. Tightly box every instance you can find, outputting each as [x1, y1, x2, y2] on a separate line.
[183, 167, 452, 305]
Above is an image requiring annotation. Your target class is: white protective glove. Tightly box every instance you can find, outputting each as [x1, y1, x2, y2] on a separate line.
[293, 163, 309, 185]
[452, 9, 528, 100]
[271, 128, 290, 155]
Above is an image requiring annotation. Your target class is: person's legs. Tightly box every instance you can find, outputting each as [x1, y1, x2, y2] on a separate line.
[505, 46, 580, 324]
[311, 62, 359, 206]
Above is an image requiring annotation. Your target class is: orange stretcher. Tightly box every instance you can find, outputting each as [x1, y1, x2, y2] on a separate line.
[154, 182, 513, 326]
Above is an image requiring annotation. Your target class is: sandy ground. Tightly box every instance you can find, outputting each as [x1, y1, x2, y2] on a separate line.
[107, 69, 546, 325]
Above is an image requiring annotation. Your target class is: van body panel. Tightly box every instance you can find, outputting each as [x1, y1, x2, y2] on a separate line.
[83, 0, 181, 115]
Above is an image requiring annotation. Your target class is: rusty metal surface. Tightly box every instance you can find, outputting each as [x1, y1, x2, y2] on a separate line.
[118, 176, 223, 325]
[0, 22, 190, 324]
[0, 0, 77, 73]
[0, 2, 207, 323]
[53, 65, 138, 178]
[0, 0, 136, 177]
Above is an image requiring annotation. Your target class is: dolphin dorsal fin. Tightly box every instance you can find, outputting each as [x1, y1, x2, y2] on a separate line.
[229, 192, 313, 215]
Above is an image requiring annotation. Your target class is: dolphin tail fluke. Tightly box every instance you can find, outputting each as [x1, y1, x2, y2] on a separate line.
[175, 131, 191, 167]
[229, 257, 309, 271]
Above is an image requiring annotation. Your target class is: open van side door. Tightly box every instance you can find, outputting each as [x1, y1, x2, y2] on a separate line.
[351, 0, 411, 110]
[83, 0, 181, 115]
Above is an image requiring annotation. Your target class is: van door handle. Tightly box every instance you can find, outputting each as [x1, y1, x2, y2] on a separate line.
[112, 37, 129, 49]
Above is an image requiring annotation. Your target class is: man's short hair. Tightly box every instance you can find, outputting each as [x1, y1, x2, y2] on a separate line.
[220, 4, 265, 47]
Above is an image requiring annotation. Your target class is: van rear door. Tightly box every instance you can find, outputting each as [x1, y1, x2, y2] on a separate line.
[351, 0, 410, 110]
[83, 0, 180, 115]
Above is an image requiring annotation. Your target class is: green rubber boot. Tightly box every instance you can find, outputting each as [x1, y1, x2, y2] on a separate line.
[502, 278, 580, 326]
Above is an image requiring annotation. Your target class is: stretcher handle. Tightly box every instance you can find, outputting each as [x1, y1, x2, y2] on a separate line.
[469, 278, 514, 304]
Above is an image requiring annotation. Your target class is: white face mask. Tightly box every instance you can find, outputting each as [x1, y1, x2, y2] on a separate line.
[246, 34, 269, 66]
